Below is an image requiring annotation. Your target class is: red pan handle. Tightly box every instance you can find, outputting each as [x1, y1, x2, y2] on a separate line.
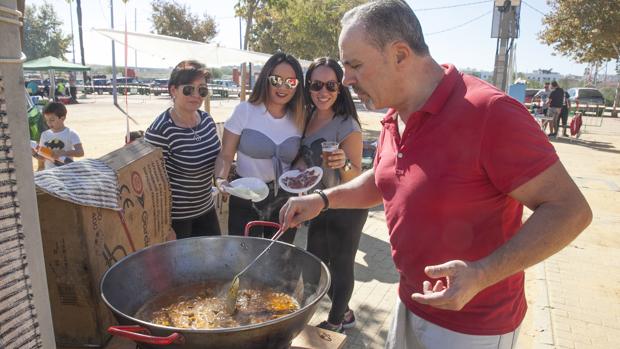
[244, 220, 281, 236]
[108, 325, 184, 346]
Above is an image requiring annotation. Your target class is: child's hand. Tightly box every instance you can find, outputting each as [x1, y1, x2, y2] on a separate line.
[52, 149, 66, 158]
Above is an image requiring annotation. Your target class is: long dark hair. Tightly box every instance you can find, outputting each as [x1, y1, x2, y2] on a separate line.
[304, 57, 359, 126]
[249, 52, 305, 131]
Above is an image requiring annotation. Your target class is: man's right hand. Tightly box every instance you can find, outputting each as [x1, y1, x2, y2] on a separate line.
[279, 194, 324, 230]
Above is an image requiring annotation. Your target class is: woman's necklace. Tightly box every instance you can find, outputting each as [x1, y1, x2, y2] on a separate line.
[171, 107, 201, 141]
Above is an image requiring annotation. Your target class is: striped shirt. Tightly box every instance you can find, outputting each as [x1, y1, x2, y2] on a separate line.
[145, 108, 221, 220]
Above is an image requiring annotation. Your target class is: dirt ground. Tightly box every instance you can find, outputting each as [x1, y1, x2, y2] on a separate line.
[52, 94, 619, 348]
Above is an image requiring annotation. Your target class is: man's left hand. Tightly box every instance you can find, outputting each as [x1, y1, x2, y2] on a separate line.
[411, 260, 488, 311]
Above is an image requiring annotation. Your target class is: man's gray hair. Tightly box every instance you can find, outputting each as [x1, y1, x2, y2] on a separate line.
[342, 0, 429, 56]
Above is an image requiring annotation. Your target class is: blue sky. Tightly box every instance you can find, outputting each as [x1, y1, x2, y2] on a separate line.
[32, 0, 590, 76]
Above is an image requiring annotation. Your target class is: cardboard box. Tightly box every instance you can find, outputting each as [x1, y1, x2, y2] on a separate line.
[38, 140, 171, 347]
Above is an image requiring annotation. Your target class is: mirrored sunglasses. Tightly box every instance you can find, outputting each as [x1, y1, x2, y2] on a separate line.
[181, 85, 209, 97]
[268, 75, 299, 89]
[309, 80, 340, 93]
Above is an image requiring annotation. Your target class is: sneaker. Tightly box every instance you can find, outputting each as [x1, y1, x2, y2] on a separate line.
[342, 309, 356, 329]
[317, 321, 344, 333]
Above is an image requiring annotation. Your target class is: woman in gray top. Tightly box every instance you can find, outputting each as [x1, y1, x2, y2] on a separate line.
[297, 57, 368, 333]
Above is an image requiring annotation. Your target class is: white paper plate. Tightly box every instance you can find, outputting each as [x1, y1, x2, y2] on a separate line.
[278, 166, 323, 194]
[226, 177, 269, 202]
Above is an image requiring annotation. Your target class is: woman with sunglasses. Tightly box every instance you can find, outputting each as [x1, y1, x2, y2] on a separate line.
[297, 57, 367, 333]
[214, 52, 305, 242]
[144, 60, 221, 239]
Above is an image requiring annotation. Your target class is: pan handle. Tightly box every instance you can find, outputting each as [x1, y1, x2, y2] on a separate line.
[244, 220, 281, 236]
[108, 325, 184, 345]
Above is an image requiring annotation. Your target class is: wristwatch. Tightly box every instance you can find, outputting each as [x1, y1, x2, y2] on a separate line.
[343, 159, 353, 172]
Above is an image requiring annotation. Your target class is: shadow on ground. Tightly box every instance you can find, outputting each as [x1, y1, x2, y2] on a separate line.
[312, 299, 392, 349]
[551, 136, 620, 154]
[355, 212, 399, 284]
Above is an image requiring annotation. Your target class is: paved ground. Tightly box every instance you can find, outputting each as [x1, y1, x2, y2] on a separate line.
[56, 95, 619, 349]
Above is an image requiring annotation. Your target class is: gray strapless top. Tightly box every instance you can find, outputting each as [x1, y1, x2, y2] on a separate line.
[238, 128, 300, 194]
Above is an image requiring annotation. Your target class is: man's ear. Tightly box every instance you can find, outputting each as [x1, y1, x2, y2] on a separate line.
[392, 41, 411, 65]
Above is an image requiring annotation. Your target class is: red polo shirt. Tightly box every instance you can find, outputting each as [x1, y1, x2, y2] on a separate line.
[374, 64, 558, 335]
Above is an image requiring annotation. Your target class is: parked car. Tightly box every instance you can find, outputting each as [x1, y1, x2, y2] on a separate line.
[90, 78, 109, 94]
[150, 79, 169, 96]
[524, 89, 539, 104]
[114, 77, 140, 85]
[567, 87, 605, 107]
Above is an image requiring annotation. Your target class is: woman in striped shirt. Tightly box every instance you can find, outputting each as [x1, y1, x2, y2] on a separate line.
[145, 60, 221, 239]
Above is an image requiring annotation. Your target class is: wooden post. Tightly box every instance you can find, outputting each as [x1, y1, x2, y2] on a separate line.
[240, 63, 247, 102]
[203, 91, 211, 114]
[0, 0, 56, 347]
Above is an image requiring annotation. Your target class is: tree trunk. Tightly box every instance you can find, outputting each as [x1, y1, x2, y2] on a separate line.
[613, 81, 619, 117]
[76, 0, 87, 85]
[243, 0, 257, 50]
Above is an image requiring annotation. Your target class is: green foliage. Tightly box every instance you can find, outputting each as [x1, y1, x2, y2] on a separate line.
[150, 0, 218, 43]
[23, 3, 72, 60]
[539, 0, 620, 64]
[600, 87, 617, 106]
[244, 0, 367, 60]
[209, 68, 223, 79]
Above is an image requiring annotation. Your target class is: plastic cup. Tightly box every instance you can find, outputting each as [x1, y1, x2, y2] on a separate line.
[321, 141, 339, 162]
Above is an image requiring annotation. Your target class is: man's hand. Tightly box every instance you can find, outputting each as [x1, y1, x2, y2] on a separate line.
[411, 260, 488, 311]
[279, 194, 324, 231]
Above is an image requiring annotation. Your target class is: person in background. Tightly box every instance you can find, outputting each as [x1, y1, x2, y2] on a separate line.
[37, 102, 84, 171]
[297, 57, 367, 333]
[55, 80, 66, 97]
[534, 82, 551, 131]
[26, 80, 39, 96]
[69, 73, 78, 104]
[144, 60, 221, 239]
[280, 1, 592, 348]
[559, 88, 571, 137]
[214, 52, 305, 243]
[547, 80, 564, 137]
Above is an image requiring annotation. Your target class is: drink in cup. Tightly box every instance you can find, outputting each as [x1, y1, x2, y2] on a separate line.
[321, 141, 339, 164]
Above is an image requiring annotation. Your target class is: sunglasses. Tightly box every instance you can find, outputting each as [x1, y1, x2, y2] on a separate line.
[180, 85, 209, 98]
[309, 80, 340, 93]
[268, 75, 299, 89]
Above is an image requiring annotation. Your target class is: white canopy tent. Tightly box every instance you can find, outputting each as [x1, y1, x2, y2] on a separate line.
[93, 28, 311, 67]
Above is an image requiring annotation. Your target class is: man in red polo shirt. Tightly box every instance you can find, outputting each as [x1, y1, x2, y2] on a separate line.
[279, 1, 592, 348]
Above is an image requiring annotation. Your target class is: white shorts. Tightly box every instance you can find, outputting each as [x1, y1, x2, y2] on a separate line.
[385, 297, 521, 349]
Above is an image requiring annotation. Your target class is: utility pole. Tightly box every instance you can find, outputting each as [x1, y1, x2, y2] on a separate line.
[76, 0, 87, 88]
[491, 0, 521, 92]
[134, 7, 137, 72]
[69, 1, 75, 63]
[110, 0, 118, 105]
[239, 17, 242, 50]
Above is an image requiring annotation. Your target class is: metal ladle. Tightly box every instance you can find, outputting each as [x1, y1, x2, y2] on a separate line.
[225, 223, 287, 314]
